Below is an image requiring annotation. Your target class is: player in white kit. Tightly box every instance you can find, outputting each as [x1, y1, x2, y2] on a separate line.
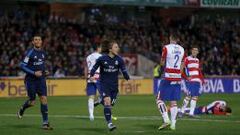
[156, 34, 185, 130]
[86, 44, 102, 121]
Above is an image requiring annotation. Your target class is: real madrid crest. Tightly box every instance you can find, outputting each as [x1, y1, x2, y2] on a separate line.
[115, 60, 118, 65]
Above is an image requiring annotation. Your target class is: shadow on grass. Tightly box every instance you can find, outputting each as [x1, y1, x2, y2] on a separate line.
[134, 123, 159, 130]
[69, 127, 106, 133]
[9, 124, 38, 129]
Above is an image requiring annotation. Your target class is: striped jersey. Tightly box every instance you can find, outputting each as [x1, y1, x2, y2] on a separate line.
[184, 56, 204, 83]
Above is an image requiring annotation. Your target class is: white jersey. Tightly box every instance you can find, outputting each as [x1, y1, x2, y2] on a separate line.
[86, 52, 102, 83]
[162, 43, 185, 81]
[206, 100, 227, 110]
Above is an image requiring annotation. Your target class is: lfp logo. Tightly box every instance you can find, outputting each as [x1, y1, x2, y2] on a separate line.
[0, 82, 6, 91]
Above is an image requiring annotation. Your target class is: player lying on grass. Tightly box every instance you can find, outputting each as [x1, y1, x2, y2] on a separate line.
[179, 100, 232, 116]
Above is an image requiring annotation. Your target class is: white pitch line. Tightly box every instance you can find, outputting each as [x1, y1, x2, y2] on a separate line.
[0, 114, 239, 123]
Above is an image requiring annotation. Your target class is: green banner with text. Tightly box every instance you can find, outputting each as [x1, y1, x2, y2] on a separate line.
[201, 0, 240, 8]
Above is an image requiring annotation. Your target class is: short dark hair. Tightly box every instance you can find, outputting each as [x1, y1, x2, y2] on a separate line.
[32, 34, 42, 41]
[92, 44, 102, 51]
[101, 39, 116, 54]
[169, 33, 179, 42]
[226, 106, 232, 113]
[191, 45, 199, 49]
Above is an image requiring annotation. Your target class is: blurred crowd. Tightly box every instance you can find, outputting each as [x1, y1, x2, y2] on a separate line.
[0, 7, 239, 77]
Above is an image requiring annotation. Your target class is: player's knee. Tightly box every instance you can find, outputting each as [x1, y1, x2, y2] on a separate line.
[40, 96, 48, 104]
[185, 96, 191, 100]
[103, 97, 111, 105]
[29, 100, 36, 106]
[170, 101, 177, 107]
[156, 98, 164, 105]
[156, 99, 165, 108]
[156, 99, 168, 113]
[192, 96, 198, 101]
[89, 95, 95, 99]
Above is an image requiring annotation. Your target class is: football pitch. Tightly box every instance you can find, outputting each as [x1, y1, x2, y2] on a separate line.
[0, 94, 240, 135]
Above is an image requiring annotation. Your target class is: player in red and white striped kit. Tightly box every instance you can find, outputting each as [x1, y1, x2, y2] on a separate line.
[180, 100, 232, 116]
[180, 46, 204, 117]
[156, 34, 185, 130]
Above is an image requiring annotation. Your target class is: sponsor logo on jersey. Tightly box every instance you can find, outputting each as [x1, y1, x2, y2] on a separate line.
[23, 57, 29, 63]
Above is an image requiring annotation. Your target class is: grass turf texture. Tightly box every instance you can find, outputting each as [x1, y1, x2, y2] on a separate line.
[0, 94, 239, 135]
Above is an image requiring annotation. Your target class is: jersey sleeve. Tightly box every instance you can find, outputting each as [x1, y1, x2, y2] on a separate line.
[181, 57, 189, 79]
[20, 49, 35, 75]
[90, 57, 101, 77]
[86, 56, 91, 71]
[181, 67, 188, 80]
[119, 57, 130, 80]
[182, 52, 187, 62]
[206, 101, 219, 110]
[161, 46, 167, 60]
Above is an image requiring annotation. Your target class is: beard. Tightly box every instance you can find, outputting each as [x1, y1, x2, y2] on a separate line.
[34, 44, 41, 49]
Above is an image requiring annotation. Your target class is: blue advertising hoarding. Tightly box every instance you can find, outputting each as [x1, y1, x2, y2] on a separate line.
[154, 77, 240, 95]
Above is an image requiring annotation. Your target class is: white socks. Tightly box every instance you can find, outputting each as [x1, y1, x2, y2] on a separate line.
[181, 97, 190, 113]
[170, 105, 178, 126]
[88, 98, 94, 120]
[189, 99, 197, 116]
[157, 100, 170, 123]
[162, 111, 170, 123]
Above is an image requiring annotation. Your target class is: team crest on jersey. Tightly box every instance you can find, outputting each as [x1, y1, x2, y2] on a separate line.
[115, 60, 118, 65]
[23, 57, 29, 63]
[104, 61, 108, 64]
[42, 54, 44, 58]
[34, 56, 37, 59]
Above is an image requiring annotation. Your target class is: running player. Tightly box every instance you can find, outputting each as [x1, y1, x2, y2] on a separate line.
[17, 34, 53, 130]
[90, 39, 130, 131]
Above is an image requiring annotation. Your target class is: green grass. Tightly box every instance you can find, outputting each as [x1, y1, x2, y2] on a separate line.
[0, 94, 240, 135]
